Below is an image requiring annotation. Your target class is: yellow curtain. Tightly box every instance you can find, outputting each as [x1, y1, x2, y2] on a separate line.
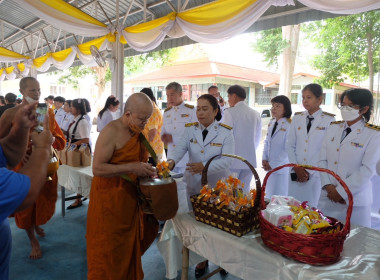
[0, 47, 29, 59]
[78, 33, 115, 55]
[124, 12, 176, 33]
[33, 53, 51, 68]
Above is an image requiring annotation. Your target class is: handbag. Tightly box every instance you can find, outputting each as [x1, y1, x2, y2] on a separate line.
[121, 133, 178, 220]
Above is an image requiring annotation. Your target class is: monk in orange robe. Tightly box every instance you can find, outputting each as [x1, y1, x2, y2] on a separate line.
[87, 93, 158, 280]
[0, 77, 66, 259]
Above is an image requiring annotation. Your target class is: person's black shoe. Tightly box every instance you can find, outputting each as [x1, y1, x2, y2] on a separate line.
[67, 201, 82, 210]
[220, 268, 228, 276]
[195, 260, 208, 278]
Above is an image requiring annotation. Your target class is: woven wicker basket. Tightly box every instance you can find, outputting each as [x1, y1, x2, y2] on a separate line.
[259, 163, 353, 265]
[190, 154, 261, 237]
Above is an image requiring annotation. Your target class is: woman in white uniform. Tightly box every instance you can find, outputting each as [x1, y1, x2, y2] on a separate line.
[66, 98, 91, 209]
[97, 95, 120, 132]
[262, 95, 292, 198]
[168, 94, 234, 278]
[287, 84, 335, 207]
[318, 88, 380, 228]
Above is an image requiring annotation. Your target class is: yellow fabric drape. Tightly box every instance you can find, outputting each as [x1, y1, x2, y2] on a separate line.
[0, 47, 29, 59]
[124, 12, 176, 34]
[33, 54, 51, 68]
[178, 0, 258, 26]
[51, 48, 74, 62]
[5, 66, 15, 74]
[40, 0, 106, 27]
[78, 33, 115, 55]
[18, 63, 26, 72]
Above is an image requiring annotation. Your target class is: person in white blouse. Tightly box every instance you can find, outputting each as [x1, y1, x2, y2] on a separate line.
[318, 88, 380, 228]
[287, 84, 335, 207]
[97, 96, 120, 132]
[67, 98, 91, 209]
[223, 85, 262, 193]
[262, 95, 292, 198]
[60, 100, 75, 137]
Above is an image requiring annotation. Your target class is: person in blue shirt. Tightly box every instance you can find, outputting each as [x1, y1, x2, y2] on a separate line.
[0, 102, 52, 280]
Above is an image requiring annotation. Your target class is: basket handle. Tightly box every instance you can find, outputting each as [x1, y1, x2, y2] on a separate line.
[201, 153, 262, 212]
[260, 163, 353, 235]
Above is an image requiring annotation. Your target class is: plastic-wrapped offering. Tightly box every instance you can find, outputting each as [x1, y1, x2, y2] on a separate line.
[263, 205, 294, 227]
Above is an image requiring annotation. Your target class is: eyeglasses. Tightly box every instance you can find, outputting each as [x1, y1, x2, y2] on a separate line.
[337, 103, 360, 111]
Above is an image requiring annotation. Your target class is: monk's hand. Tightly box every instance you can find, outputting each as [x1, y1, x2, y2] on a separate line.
[132, 162, 157, 177]
[161, 133, 173, 144]
[186, 162, 204, 175]
[167, 159, 175, 170]
[325, 184, 345, 204]
[262, 160, 271, 171]
[294, 166, 309, 183]
[13, 101, 38, 130]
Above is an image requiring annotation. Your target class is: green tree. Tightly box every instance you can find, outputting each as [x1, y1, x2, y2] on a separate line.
[305, 11, 380, 92]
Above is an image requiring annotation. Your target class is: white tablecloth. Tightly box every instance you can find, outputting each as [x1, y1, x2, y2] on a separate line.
[57, 164, 93, 197]
[158, 212, 380, 280]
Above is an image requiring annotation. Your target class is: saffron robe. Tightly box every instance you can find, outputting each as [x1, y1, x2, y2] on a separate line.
[86, 133, 158, 280]
[14, 108, 66, 229]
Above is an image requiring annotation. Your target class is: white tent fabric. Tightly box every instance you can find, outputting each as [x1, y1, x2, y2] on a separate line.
[298, 0, 380, 14]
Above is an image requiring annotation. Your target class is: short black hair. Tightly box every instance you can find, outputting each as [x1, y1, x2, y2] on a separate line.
[197, 94, 222, 121]
[208, 85, 218, 92]
[83, 98, 91, 113]
[227, 85, 246, 100]
[302, 83, 323, 98]
[5, 92, 17, 103]
[141, 88, 156, 104]
[165, 82, 182, 93]
[340, 88, 373, 122]
[47, 95, 54, 100]
[72, 98, 88, 115]
[271, 95, 292, 118]
[54, 96, 65, 103]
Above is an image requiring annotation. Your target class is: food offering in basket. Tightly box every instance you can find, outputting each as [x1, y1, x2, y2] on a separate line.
[191, 176, 260, 237]
[198, 176, 257, 212]
[262, 195, 343, 235]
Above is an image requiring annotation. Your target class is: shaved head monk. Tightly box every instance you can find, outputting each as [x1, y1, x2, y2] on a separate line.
[87, 92, 159, 280]
[0, 77, 66, 259]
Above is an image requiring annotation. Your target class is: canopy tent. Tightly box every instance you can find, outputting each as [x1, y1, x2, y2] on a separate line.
[0, 0, 379, 104]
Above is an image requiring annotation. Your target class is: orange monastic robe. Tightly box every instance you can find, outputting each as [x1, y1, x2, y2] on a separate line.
[14, 108, 66, 229]
[86, 133, 158, 280]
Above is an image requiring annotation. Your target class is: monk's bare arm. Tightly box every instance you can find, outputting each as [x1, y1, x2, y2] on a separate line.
[92, 123, 156, 177]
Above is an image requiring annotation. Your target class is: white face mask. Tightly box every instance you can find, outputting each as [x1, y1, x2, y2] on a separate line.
[24, 96, 38, 104]
[340, 106, 361, 121]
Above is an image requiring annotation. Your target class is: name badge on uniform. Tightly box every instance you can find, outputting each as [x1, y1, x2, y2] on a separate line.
[316, 126, 326, 130]
[181, 114, 189, 118]
[210, 143, 222, 147]
[280, 128, 286, 132]
[166, 114, 171, 118]
[190, 138, 197, 144]
[351, 142, 363, 148]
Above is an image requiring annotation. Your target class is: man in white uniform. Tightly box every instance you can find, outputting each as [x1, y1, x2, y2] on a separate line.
[161, 82, 196, 173]
[223, 85, 262, 193]
[208, 85, 227, 116]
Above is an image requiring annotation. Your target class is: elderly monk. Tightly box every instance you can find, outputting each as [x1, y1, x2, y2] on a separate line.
[0, 77, 65, 259]
[86, 93, 159, 280]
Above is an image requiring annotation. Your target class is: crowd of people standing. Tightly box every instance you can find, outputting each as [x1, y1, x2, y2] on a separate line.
[0, 77, 379, 280]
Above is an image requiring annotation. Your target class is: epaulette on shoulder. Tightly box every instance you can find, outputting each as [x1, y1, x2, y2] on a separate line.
[185, 122, 198, 127]
[330, 121, 344, 125]
[184, 103, 194, 109]
[287, 118, 292, 123]
[294, 112, 303, 115]
[323, 111, 335, 117]
[365, 123, 380, 131]
[219, 123, 232, 130]
[164, 107, 172, 112]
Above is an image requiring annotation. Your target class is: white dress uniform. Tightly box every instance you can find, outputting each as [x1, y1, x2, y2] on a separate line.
[223, 101, 261, 193]
[169, 120, 235, 204]
[97, 109, 115, 132]
[262, 117, 291, 198]
[54, 107, 66, 128]
[371, 159, 380, 214]
[286, 109, 335, 207]
[161, 102, 196, 173]
[318, 120, 380, 227]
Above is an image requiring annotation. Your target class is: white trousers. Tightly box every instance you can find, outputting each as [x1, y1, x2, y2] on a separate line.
[288, 174, 321, 208]
[318, 190, 371, 228]
[264, 172, 289, 199]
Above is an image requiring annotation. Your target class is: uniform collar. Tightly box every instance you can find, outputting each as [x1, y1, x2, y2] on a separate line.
[199, 120, 217, 131]
[307, 108, 321, 119]
[172, 101, 184, 110]
[344, 119, 364, 131]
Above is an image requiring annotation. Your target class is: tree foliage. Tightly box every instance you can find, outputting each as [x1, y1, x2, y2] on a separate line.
[252, 28, 289, 69]
[304, 11, 380, 91]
